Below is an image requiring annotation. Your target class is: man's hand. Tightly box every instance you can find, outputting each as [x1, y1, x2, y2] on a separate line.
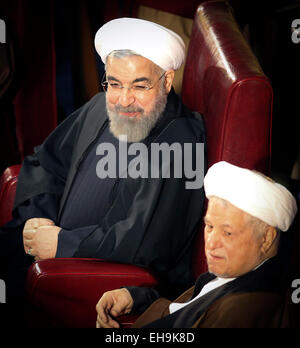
[23, 218, 55, 231]
[23, 218, 60, 260]
[96, 288, 134, 328]
[23, 218, 55, 254]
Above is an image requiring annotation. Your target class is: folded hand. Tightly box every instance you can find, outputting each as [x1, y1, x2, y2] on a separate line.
[23, 218, 60, 260]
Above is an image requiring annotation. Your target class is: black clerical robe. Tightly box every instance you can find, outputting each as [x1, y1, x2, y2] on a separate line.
[129, 256, 289, 328]
[2, 89, 206, 293]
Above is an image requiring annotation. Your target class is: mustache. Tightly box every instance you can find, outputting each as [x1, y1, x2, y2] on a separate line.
[113, 104, 144, 115]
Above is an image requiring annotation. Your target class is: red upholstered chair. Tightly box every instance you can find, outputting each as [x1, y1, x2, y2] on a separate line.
[182, 0, 273, 277]
[0, 165, 21, 227]
[0, 1, 276, 327]
[0, 165, 157, 328]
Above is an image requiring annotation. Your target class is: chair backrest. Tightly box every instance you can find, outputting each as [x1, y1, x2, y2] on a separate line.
[181, 1, 273, 277]
[0, 165, 21, 226]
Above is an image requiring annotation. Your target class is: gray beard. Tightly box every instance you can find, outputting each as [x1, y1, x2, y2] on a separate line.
[106, 90, 168, 142]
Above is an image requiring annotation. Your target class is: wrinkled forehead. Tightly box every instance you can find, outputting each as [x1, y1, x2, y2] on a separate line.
[206, 196, 250, 226]
[106, 54, 162, 79]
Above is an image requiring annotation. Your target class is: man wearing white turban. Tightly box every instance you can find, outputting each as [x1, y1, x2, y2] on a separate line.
[0, 18, 206, 304]
[96, 162, 298, 328]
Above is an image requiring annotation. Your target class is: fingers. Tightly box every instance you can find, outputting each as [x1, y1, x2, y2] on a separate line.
[33, 219, 39, 229]
[96, 313, 120, 328]
[28, 225, 60, 260]
[23, 233, 36, 255]
[23, 230, 36, 249]
[23, 219, 47, 253]
[110, 295, 131, 317]
[95, 289, 134, 328]
[24, 218, 55, 232]
[23, 244, 35, 256]
[40, 218, 55, 226]
[23, 230, 35, 254]
[36, 225, 58, 231]
[23, 230, 36, 239]
[23, 219, 57, 256]
[96, 292, 121, 328]
[96, 294, 112, 325]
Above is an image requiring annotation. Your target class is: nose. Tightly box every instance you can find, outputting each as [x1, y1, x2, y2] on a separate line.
[118, 87, 136, 107]
[205, 229, 222, 251]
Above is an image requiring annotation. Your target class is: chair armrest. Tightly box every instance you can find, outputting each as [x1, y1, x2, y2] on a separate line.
[0, 165, 21, 226]
[26, 258, 158, 328]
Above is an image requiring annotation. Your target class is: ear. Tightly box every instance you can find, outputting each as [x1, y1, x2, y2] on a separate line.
[164, 70, 175, 93]
[261, 226, 278, 254]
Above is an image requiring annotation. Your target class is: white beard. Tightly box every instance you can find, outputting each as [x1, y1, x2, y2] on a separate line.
[106, 89, 168, 142]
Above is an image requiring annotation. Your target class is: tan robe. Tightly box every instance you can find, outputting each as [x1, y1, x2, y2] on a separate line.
[132, 286, 288, 328]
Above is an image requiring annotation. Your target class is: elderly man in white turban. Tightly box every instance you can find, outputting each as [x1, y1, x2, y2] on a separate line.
[0, 18, 206, 304]
[96, 161, 297, 328]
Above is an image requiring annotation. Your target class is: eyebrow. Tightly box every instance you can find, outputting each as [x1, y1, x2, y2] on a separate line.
[132, 77, 152, 84]
[107, 75, 152, 84]
[203, 217, 233, 229]
[107, 75, 121, 83]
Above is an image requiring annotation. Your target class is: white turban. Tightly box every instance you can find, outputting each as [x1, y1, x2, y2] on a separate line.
[204, 161, 297, 232]
[94, 17, 185, 71]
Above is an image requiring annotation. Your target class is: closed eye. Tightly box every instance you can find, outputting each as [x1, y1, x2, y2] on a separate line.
[109, 82, 122, 89]
[132, 85, 149, 91]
